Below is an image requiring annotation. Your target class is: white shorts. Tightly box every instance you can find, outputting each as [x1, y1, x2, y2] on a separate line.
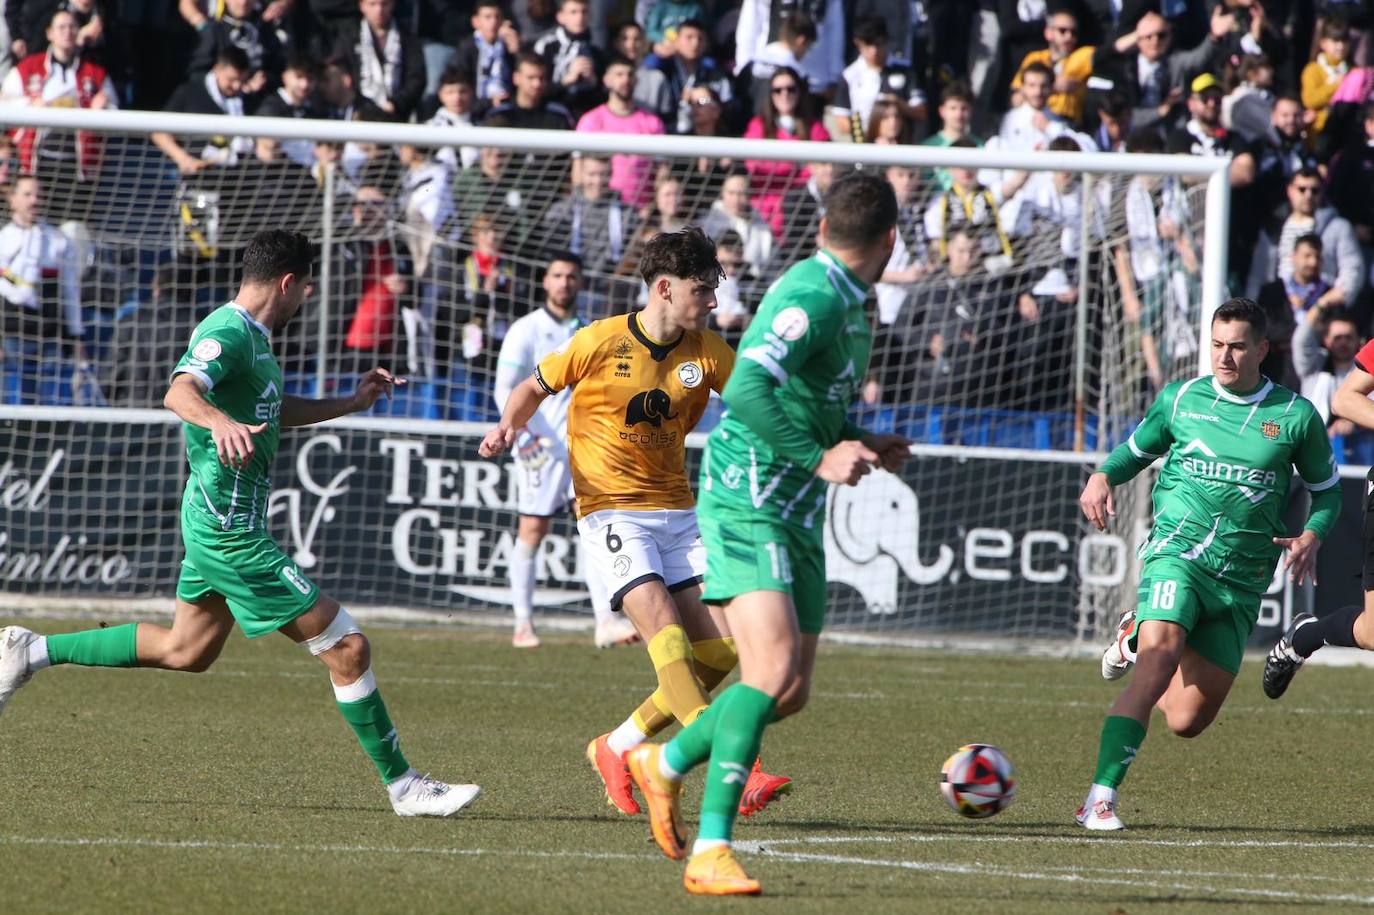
[513, 431, 574, 518]
[576, 508, 706, 610]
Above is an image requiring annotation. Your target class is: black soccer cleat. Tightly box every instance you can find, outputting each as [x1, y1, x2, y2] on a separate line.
[1261, 612, 1317, 700]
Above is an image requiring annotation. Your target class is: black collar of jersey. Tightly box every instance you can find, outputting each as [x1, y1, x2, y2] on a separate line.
[629, 312, 683, 363]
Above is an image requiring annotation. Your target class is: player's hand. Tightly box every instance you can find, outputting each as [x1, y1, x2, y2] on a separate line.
[816, 440, 879, 486]
[210, 417, 267, 467]
[860, 432, 913, 472]
[349, 367, 404, 412]
[479, 424, 518, 458]
[1274, 531, 1321, 586]
[1079, 471, 1115, 531]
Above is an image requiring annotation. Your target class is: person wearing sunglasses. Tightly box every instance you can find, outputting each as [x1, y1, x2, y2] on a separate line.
[1009, 9, 1096, 126]
[742, 66, 830, 240]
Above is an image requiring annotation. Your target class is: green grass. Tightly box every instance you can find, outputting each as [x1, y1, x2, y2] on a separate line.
[2, 617, 1374, 913]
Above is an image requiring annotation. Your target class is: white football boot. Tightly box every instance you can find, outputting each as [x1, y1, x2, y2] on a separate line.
[1075, 797, 1126, 831]
[594, 616, 640, 649]
[512, 620, 541, 649]
[1101, 610, 1136, 681]
[0, 626, 40, 717]
[390, 771, 481, 817]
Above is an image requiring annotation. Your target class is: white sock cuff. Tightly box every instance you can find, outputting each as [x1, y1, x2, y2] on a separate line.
[333, 667, 378, 703]
[304, 607, 363, 656]
[607, 717, 646, 755]
[28, 635, 51, 671]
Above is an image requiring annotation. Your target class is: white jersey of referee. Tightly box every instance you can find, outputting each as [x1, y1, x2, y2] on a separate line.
[493, 305, 584, 441]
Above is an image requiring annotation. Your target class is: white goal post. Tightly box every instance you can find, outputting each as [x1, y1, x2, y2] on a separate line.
[0, 107, 1235, 644]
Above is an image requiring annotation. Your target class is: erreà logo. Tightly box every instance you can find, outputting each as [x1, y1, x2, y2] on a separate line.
[624, 389, 677, 427]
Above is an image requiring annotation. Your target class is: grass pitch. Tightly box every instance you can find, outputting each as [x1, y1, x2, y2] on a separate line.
[2, 617, 1373, 914]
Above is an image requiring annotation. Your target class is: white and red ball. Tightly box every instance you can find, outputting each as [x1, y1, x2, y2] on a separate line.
[939, 744, 1017, 818]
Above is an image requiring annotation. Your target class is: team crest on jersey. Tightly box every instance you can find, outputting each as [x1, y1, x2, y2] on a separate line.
[677, 362, 703, 388]
[614, 336, 635, 358]
[1261, 420, 1280, 440]
[192, 338, 222, 361]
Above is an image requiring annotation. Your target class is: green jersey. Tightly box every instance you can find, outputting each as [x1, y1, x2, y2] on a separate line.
[171, 303, 282, 532]
[699, 250, 871, 527]
[1100, 375, 1342, 592]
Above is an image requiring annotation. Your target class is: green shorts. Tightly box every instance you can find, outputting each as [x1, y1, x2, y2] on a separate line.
[1135, 557, 1261, 676]
[176, 516, 320, 639]
[698, 509, 827, 634]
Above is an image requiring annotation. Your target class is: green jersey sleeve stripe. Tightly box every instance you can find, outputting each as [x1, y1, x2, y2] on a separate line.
[1127, 433, 1162, 460]
[1304, 469, 1341, 492]
[172, 365, 215, 391]
[740, 347, 789, 385]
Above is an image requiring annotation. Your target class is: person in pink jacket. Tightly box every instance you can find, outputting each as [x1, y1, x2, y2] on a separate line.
[743, 66, 830, 238]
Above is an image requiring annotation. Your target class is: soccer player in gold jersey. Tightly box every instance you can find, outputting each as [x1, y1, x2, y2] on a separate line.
[480, 227, 791, 817]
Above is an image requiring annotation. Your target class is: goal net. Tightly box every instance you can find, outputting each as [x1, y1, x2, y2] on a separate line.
[0, 109, 1233, 645]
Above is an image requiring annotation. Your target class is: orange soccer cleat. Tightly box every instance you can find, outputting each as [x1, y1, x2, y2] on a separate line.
[585, 733, 641, 815]
[683, 845, 762, 896]
[625, 744, 687, 860]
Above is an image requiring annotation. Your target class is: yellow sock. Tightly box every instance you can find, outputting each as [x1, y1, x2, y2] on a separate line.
[646, 625, 711, 726]
[632, 637, 739, 738]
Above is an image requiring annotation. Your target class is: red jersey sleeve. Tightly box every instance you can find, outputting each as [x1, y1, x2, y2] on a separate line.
[1356, 339, 1374, 375]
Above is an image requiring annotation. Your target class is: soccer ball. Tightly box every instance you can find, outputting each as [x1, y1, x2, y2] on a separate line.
[939, 744, 1017, 819]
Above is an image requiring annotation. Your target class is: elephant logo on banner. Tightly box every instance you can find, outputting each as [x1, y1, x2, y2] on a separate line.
[624, 388, 678, 428]
[824, 469, 954, 614]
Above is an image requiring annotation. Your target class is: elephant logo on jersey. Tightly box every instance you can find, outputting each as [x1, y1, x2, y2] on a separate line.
[624, 389, 678, 428]
[824, 469, 954, 614]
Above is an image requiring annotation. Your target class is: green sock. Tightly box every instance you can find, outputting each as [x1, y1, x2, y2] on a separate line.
[336, 688, 411, 784]
[697, 684, 775, 843]
[1092, 715, 1147, 789]
[46, 624, 139, 667]
[662, 692, 725, 775]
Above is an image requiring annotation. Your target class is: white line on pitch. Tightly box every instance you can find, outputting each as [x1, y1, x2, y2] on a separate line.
[8, 833, 1371, 904]
[0, 834, 656, 862]
[742, 832, 1374, 852]
[745, 848, 1374, 906]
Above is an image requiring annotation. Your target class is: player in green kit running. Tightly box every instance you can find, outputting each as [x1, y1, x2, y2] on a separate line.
[625, 172, 912, 895]
[1075, 297, 1341, 831]
[0, 230, 480, 817]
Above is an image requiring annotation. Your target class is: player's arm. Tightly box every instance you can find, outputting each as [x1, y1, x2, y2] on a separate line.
[493, 328, 556, 441]
[1278, 407, 1344, 585]
[164, 374, 265, 467]
[1332, 360, 1374, 429]
[728, 305, 877, 486]
[280, 367, 403, 427]
[1081, 384, 1176, 530]
[479, 374, 550, 457]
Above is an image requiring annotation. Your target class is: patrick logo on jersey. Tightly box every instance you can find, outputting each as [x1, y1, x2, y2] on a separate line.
[621, 388, 679, 448]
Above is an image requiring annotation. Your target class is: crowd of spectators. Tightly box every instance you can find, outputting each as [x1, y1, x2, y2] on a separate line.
[6, 1, 1374, 455]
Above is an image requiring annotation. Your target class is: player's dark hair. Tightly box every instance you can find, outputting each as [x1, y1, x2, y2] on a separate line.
[940, 81, 974, 107]
[715, 229, 745, 257]
[215, 45, 252, 73]
[439, 62, 475, 89]
[676, 18, 706, 35]
[604, 53, 635, 72]
[241, 230, 314, 285]
[822, 171, 898, 249]
[1047, 135, 1080, 153]
[515, 50, 548, 73]
[473, 0, 503, 12]
[1125, 126, 1164, 154]
[1022, 61, 1055, 83]
[1323, 306, 1357, 329]
[639, 226, 724, 286]
[284, 51, 321, 78]
[1294, 232, 1324, 254]
[852, 16, 888, 46]
[1322, 16, 1350, 42]
[1291, 165, 1322, 185]
[546, 250, 583, 272]
[1212, 297, 1267, 341]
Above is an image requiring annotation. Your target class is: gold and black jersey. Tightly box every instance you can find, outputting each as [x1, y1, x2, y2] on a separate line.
[536, 312, 735, 517]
